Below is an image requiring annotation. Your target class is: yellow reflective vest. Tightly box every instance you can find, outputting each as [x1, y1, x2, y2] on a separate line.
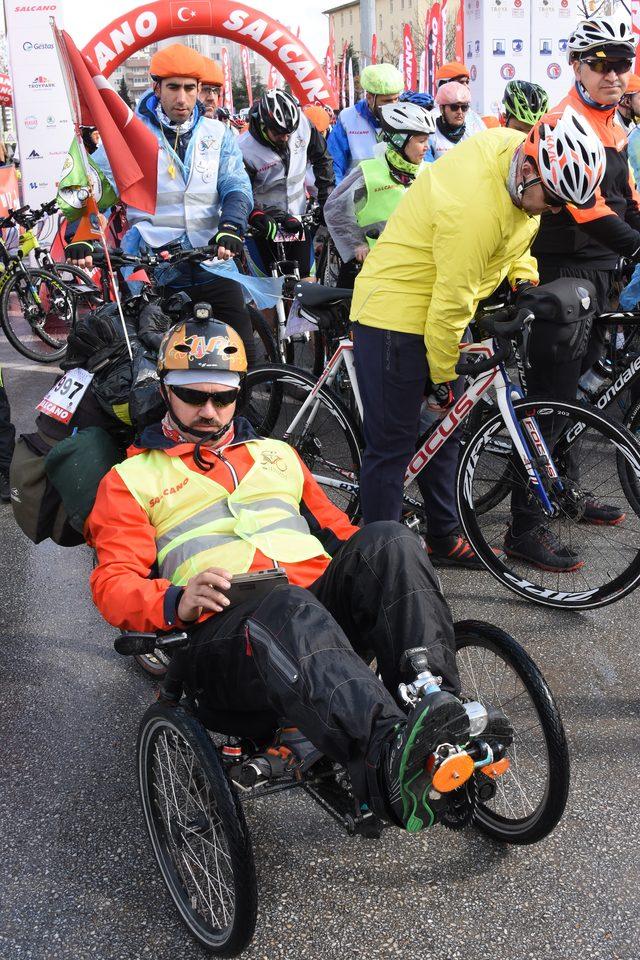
[350, 128, 540, 383]
[115, 439, 329, 585]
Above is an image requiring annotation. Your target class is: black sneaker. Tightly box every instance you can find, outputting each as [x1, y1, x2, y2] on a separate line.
[581, 497, 625, 526]
[427, 530, 504, 570]
[504, 524, 584, 572]
[383, 690, 470, 833]
[0, 470, 10, 504]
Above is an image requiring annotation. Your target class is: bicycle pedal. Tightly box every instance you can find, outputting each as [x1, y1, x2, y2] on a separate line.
[480, 757, 510, 779]
[429, 750, 475, 794]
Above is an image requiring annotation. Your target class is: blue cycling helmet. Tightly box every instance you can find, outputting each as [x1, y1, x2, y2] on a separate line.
[399, 90, 435, 111]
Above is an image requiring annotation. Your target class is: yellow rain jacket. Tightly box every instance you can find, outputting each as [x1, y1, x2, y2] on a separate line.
[350, 128, 539, 383]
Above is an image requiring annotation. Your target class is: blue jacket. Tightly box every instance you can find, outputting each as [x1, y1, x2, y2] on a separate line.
[327, 100, 379, 184]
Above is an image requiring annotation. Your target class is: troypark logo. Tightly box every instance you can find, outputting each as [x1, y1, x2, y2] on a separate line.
[28, 75, 55, 90]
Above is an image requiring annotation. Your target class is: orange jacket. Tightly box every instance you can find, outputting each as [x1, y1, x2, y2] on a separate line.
[533, 84, 640, 267]
[87, 421, 358, 633]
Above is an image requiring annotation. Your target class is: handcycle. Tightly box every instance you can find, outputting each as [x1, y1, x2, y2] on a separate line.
[0, 200, 102, 363]
[114, 618, 569, 955]
[241, 284, 640, 610]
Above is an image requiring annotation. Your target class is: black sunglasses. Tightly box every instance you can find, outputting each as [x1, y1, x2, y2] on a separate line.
[580, 58, 633, 75]
[170, 384, 240, 407]
[448, 103, 470, 112]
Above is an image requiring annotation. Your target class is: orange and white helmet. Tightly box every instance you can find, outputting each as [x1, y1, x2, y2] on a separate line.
[523, 106, 606, 207]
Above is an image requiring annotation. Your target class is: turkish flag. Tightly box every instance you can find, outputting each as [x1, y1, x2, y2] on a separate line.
[57, 30, 158, 214]
[169, 1, 213, 30]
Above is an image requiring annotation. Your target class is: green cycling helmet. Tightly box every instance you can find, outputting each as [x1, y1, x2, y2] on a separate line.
[360, 63, 404, 96]
[503, 80, 549, 125]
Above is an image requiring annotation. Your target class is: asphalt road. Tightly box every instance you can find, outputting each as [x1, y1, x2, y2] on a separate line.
[0, 335, 638, 960]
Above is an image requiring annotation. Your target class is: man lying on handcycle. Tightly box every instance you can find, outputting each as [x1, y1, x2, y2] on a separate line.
[88, 308, 511, 834]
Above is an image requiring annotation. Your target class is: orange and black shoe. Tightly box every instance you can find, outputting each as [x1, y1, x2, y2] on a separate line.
[426, 530, 503, 570]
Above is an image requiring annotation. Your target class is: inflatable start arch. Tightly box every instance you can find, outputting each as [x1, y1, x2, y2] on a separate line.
[82, 1, 337, 108]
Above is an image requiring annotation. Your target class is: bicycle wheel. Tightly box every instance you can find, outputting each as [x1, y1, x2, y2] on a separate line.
[0, 267, 74, 362]
[458, 398, 640, 609]
[454, 620, 569, 844]
[138, 703, 257, 955]
[135, 649, 169, 679]
[621, 394, 640, 515]
[247, 304, 277, 364]
[460, 396, 513, 514]
[242, 363, 362, 519]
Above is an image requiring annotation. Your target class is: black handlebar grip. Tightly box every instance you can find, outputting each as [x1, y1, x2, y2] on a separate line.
[455, 340, 512, 376]
[114, 632, 158, 656]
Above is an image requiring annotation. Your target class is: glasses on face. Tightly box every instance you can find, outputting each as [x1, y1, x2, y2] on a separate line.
[170, 385, 240, 407]
[581, 58, 633, 75]
[201, 85, 222, 96]
[448, 103, 470, 112]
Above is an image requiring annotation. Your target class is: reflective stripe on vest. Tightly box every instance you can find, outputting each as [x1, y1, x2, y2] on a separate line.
[356, 155, 406, 248]
[238, 114, 311, 217]
[127, 116, 223, 248]
[114, 439, 329, 584]
[339, 104, 379, 173]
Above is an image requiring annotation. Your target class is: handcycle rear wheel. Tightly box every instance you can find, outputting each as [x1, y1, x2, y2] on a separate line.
[138, 703, 257, 956]
[454, 620, 569, 844]
[457, 398, 640, 609]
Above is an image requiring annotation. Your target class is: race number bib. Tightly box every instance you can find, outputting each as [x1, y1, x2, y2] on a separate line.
[36, 368, 94, 424]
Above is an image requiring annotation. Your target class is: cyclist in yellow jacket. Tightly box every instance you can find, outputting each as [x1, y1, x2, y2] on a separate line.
[350, 110, 606, 567]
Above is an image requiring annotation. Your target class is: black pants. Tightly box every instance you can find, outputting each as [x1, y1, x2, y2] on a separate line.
[511, 261, 614, 533]
[174, 272, 257, 368]
[353, 324, 462, 534]
[186, 522, 460, 809]
[0, 367, 15, 472]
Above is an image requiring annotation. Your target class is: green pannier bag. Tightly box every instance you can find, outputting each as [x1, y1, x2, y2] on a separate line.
[44, 426, 125, 534]
[10, 431, 85, 546]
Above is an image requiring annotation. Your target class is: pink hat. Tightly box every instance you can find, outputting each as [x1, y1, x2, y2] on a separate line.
[435, 81, 471, 107]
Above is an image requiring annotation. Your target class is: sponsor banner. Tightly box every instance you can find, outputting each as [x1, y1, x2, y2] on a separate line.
[0, 74, 12, 107]
[84, 0, 337, 107]
[4, 0, 73, 218]
[403, 24, 417, 91]
[241, 46, 253, 107]
[0, 166, 20, 218]
[347, 56, 354, 107]
[371, 33, 377, 65]
[221, 46, 234, 113]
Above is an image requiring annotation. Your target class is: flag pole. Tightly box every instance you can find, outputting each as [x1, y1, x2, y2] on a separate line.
[50, 18, 134, 361]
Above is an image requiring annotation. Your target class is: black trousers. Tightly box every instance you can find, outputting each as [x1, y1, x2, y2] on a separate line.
[511, 261, 614, 533]
[353, 324, 463, 535]
[186, 522, 460, 808]
[252, 230, 312, 279]
[0, 367, 15, 472]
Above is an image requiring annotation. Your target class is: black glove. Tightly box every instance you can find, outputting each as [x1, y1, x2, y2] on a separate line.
[512, 279, 537, 301]
[248, 209, 278, 240]
[279, 213, 303, 237]
[65, 241, 94, 261]
[211, 222, 244, 257]
[425, 381, 455, 414]
[137, 301, 171, 352]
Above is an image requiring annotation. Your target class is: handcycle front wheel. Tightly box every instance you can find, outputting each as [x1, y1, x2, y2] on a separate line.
[457, 398, 640, 609]
[138, 703, 258, 956]
[454, 619, 569, 845]
[241, 363, 363, 520]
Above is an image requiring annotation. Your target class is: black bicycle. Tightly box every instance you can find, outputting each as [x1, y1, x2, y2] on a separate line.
[115, 618, 569, 955]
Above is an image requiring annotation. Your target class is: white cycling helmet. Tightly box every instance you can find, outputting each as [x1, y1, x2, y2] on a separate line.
[379, 101, 436, 138]
[567, 15, 636, 61]
[258, 89, 301, 134]
[523, 105, 606, 207]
